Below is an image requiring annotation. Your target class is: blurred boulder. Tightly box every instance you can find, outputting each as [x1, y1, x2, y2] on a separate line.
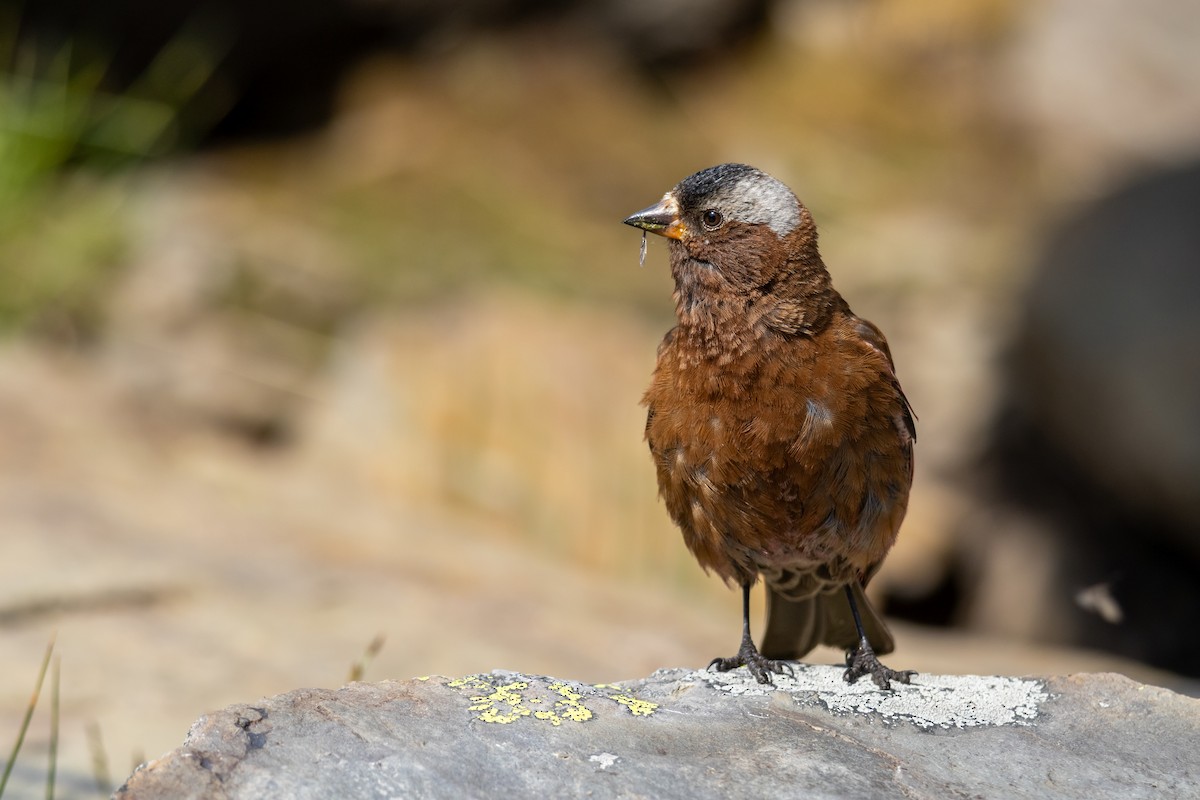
[1003, 0, 1200, 192]
[573, 0, 769, 68]
[1013, 161, 1200, 555]
[969, 160, 1200, 676]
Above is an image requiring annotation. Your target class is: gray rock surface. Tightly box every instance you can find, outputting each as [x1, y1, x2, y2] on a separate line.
[115, 667, 1198, 799]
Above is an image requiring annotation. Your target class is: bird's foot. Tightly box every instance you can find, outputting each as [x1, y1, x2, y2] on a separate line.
[708, 640, 795, 685]
[843, 638, 915, 690]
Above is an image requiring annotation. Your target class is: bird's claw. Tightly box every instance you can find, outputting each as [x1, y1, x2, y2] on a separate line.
[843, 643, 915, 690]
[708, 651, 795, 685]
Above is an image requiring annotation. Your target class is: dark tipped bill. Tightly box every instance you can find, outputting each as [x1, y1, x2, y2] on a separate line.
[623, 194, 685, 240]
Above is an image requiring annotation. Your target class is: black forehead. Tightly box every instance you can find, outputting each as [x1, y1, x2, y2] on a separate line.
[673, 163, 760, 210]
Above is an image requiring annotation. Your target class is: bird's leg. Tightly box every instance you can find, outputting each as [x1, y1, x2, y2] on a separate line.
[708, 583, 795, 684]
[842, 584, 916, 690]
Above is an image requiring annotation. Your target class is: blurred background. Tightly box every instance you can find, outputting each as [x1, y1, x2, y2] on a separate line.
[1, 0, 1199, 794]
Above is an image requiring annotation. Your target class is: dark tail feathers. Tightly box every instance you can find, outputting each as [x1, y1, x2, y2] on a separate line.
[760, 582, 895, 660]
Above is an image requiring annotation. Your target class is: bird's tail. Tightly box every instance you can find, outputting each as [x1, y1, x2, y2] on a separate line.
[759, 582, 895, 660]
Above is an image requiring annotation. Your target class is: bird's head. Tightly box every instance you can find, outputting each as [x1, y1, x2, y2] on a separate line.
[624, 163, 805, 240]
[624, 164, 827, 328]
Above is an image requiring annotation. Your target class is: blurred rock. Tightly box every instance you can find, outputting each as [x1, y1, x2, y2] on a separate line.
[1003, 0, 1200, 193]
[573, 0, 769, 68]
[1014, 161, 1200, 543]
[115, 669, 1198, 799]
[96, 172, 333, 448]
[968, 160, 1200, 675]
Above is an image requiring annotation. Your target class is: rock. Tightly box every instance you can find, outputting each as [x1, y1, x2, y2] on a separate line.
[968, 159, 1200, 676]
[1002, 0, 1200, 192]
[115, 668, 1198, 799]
[1012, 159, 1200, 550]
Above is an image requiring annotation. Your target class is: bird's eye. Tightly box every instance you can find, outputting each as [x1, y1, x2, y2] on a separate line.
[702, 209, 723, 229]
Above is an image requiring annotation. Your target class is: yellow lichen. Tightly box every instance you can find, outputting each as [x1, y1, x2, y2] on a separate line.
[608, 694, 659, 716]
[548, 682, 594, 723]
[460, 679, 536, 724]
[445, 675, 657, 725]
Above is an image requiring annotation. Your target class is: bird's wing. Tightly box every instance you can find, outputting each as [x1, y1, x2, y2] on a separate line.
[851, 316, 916, 445]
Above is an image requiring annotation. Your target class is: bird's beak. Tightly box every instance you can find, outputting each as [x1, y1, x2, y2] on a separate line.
[623, 193, 685, 240]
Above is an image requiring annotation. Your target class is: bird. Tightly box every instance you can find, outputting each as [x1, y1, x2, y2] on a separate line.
[623, 163, 916, 689]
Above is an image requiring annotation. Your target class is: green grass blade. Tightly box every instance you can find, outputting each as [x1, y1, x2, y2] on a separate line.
[45, 656, 60, 800]
[0, 636, 56, 797]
